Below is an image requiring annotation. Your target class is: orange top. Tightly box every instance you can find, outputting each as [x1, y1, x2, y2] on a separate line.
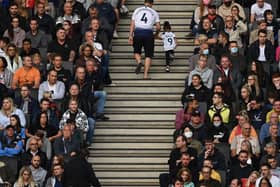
[228, 124, 258, 144]
[13, 67, 40, 88]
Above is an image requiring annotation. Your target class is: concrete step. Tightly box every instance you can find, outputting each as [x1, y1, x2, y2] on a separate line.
[109, 72, 188, 80]
[104, 107, 179, 113]
[119, 17, 192, 25]
[95, 121, 175, 129]
[110, 65, 188, 73]
[94, 128, 173, 136]
[89, 142, 173, 150]
[93, 164, 168, 171]
[126, 4, 196, 12]
[94, 136, 173, 143]
[109, 52, 192, 59]
[89, 157, 169, 164]
[109, 58, 189, 66]
[105, 100, 181, 108]
[104, 114, 176, 121]
[112, 38, 194, 45]
[95, 171, 164, 179]
[98, 178, 158, 187]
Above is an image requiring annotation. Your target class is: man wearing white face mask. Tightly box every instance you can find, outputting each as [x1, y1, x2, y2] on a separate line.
[228, 41, 247, 76]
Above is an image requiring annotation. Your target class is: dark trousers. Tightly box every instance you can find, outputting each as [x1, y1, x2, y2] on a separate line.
[165, 50, 174, 66]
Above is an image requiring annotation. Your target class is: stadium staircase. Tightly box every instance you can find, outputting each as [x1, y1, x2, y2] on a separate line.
[89, 0, 196, 186]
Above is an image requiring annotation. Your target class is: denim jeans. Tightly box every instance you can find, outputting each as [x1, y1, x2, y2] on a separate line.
[101, 53, 110, 80]
[94, 91, 107, 115]
[86, 117, 95, 144]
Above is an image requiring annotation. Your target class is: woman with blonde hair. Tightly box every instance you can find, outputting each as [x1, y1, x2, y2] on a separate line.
[3, 43, 22, 73]
[13, 166, 37, 187]
[0, 97, 26, 130]
[239, 85, 252, 110]
[245, 74, 263, 100]
[242, 171, 260, 187]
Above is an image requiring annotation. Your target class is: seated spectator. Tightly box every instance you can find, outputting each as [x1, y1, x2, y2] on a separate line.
[189, 43, 217, 71]
[182, 127, 204, 155]
[59, 99, 93, 145]
[198, 4, 224, 34]
[62, 19, 82, 48]
[228, 41, 247, 76]
[224, 15, 247, 49]
[260, 112, 280, 144]
[0, 56, 13, 88]
[199, 159, 221, 183]
[47, 27, 76, 64]
[255, 164, 280, 187]
[50, 54, 72, 88]
[230, 178, 242, 187]
[177, 167, 195, 187]
[11, 55, 41, 89]
[38, 70, 65, 101]
[207, 113, 229, 144]
[207, 92, 231, 126]
[27, 111, 61, 143]
[0, 37, 10, 57]
[241, 171, 260, 187]
[25, 130, 52, 161]
[239, 85, 252, 111]
[198, 166, 222, 187]
[231, 5, 246, 23]
[173, 177, 184, 187]
[14, 166, 37, 187]
[213, 55, 242, 100]
[264, 10, 279, 45]
[53, 124, 80, 162]
[247, 98, 267, 130]
[32, 53, 46, 81]
[83, 31, 104, 61]
[260, 142, 280, 167]
[45, 163, 64, 187]
[198, 137, 226, 171]
[263, 124, 280, 151]
[14, 85, 39, 126]
[26, 18, 50, 49]
[3, 16, 26, 48]
[76, 43, 95, 67]
[266, 99, 280, 123]
[245, 74, 264, 101]
[249, 20, 274, 45]
[229, 150, 254, 181]
[21, 137, 47, 168]
[267, 156, 280, 178]
[3, 43, 22, 73]
[29, 155, 47, 187]
[32, 98, 59, 129]
[183, 110, 207, 143]
[268, 73, 280, 99]
[194, 17, 218, 46]
[19, 38, 40, 58]
[250, 0, 272, 25]
[217, 0, 245, 21]
[34, 2, 55, 35]
[247, 61, 267, 88]
[231, 122, 261, 158]
[9, 114, 26, 144]
[0, 97, 26, 129]
[192, 0, 210, 35]
[0, 125, 23, 157]
[212, 83, 235, 104]
[181, 74, 211, 104]
[175, 97, 200, 130]
[188, 54, 213, 89]
[63, 148, 101, 187]
[212, 31, 229, 64]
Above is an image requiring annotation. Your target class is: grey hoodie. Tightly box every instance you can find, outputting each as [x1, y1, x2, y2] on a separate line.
[188, 66, 213, 89]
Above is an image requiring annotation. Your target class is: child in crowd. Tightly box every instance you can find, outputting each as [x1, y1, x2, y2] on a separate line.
[178, 168, 195, 187]
[160, 21, 177, 72]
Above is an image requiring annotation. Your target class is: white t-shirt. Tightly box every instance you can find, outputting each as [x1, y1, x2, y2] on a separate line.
[255, 176, 280, 187]
[132, 6, 160, 30]
[258, 45, 266, 61]
[161, 32, 176, 51]
[251, 2, 272, 21]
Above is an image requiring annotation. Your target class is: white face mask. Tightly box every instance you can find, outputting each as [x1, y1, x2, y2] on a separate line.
[184, 131, 193, 138]
[213, 122, 221, 127]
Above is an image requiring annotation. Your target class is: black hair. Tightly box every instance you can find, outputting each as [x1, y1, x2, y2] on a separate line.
[163, 21, 171, 31]
[10, 114, 22, 133]
[172, 176, 183, 185]
[144, 0, 154, 4]
[23, 38, 32, 44]
[0, 37, 10, 45]
[0, 56, 8, 68]
[40, 98, 50, 104]
[259, 177, 272, 187]
[258, 29, 267, 36]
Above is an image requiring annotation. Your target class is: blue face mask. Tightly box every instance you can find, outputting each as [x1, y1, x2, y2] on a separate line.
[230, 47, 238, 53]
[202, 49, 209, 55]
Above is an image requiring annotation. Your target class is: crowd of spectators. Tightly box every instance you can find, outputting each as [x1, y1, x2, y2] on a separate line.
[0, 0, 130, 186]
[162, 0, 280, 187]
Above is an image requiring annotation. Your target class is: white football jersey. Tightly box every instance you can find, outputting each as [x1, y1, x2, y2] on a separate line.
[132, 6, 160, 30]
[161, 32, 176, 51]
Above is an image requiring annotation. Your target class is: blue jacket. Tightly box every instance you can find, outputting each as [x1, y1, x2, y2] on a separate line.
[260, 123, 280, 144]
[0, 135, 23, 157]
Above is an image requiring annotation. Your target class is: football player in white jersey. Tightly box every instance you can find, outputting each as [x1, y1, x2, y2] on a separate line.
[160, 21, 177, 72]
[128, 0, 160, 79]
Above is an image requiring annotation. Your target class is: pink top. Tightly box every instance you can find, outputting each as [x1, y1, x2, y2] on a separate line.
[276, 46, 280, 62]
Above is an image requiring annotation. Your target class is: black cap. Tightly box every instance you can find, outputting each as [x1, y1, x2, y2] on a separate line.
[191, 110, 201, 117]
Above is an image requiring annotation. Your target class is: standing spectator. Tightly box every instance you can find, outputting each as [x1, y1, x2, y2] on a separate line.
[128, 0, 160, 79]
[3, 16, 26, 48]
[255, 164, 280, 187]
[29, 155, 47, 187]
[217, 0, 245, 21]
[34, 2, 55, 35]
[0, 97, 26, 129]
[250, 0, 272, 24]
[38, 70, 65, 101]
[11, 55, 41, 89]
[0, 56, 13, 88]
[13, 166, 37, 187]
[3, 43, 22, 73]
[26, 18, 50, 49]
[194, 17, 218, 46]
[188, 54, 213, 89]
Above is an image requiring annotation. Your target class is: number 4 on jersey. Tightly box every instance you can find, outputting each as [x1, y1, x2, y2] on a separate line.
[141, 13, 148, 24]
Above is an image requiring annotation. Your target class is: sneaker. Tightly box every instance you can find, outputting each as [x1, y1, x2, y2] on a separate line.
[135, 62, 142, 74]
[165, 65, 170, 72]
[96, 114, 110, 121]
[113, 30, 119, 39]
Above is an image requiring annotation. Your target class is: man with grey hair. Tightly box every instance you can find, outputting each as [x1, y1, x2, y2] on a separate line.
[260, 142, 280, 166]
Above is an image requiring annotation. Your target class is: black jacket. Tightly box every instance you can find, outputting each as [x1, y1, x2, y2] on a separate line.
[248, 40, 275, 63]
[20, 149, 47, 169]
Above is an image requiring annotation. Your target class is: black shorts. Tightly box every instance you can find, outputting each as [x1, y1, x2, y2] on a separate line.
[133, 34, 154, 58]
